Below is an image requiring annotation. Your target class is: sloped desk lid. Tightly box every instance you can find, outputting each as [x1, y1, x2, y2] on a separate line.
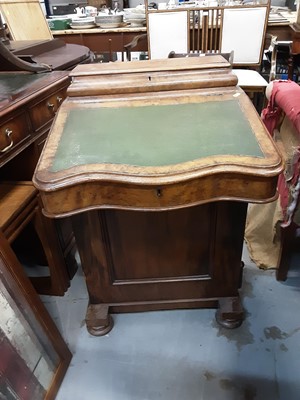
[33, 58, 283, 216]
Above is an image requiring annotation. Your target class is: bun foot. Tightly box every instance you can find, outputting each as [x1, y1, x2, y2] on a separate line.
[85, 304, 114, 336]
[215, 296, 244, 329]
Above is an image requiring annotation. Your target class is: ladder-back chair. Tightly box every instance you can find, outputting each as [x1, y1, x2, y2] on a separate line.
[146, 3, 270, 68]
[147, 10, 189, 59]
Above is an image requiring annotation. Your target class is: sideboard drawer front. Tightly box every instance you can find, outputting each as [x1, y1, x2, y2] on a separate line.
[0, 113, 31, 158]
[29, 88, 67, 131]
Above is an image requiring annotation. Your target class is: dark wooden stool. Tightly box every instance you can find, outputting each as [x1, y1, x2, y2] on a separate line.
[0, 181, 77, 295]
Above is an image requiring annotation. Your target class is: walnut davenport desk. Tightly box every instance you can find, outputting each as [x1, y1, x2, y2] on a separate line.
[33, 57, 283, 335]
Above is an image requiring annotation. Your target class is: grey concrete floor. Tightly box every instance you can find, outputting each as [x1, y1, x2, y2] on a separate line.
[41, 244, 300, 400]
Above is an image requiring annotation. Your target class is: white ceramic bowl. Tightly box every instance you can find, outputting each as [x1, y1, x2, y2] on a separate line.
[95, 13, 123, 28]
[124, 7, 144, 12]
[126, 16, 146, 26]
[126, 13, 145, 19]
[71, 17, 95, 25]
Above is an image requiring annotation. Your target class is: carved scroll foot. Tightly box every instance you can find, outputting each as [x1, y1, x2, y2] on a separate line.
[85, 304, 114, 336]
[215, 296, 244, 329]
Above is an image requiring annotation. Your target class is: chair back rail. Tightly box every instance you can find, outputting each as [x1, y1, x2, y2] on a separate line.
[189, 8, 224, 53]
[146, 3, 270, 67]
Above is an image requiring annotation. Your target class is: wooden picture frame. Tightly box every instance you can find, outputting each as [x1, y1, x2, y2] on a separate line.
[0, 231, 71, 400]
[0, 0, 53, 41]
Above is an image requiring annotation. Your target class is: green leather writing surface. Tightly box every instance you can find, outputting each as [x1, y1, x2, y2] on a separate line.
[51, 100, 264, 171]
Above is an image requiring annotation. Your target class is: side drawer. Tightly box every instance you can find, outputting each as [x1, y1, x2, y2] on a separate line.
[29, 87, 67, 131]
[0, 112, 31, 162]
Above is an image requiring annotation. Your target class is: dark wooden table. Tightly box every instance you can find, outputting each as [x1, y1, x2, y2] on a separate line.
[0, 71, 78, 295]
[0, 38, 92, 72]
[34, 57, 283, 335]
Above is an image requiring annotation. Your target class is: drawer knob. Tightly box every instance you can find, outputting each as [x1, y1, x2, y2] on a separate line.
[156, 188, 162, 197]
[57, 96, 63, 104]
[0, 128, 14, 153]
[47, 102, 55, 112]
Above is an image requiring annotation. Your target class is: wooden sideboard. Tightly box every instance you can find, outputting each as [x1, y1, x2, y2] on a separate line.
[53, 27, 147, 58]
[267, 11, 297, 42]
[0, 71, 78, 295]
[52, 12, 297, 56]
[0, 72, 68, 171]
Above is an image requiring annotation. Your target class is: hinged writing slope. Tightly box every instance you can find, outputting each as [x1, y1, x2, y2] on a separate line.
[67, 56, 238, 96]
[33, 57, 282, 216]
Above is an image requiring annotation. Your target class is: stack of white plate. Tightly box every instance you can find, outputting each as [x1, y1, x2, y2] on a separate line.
[95, 13, 124, 28]
[70, 17, 96, 29]
[123, 7, 146, 27]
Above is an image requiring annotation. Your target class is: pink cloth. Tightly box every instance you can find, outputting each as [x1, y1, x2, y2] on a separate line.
[261, 80, 300, 225]
[261, 80, 300, 137]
